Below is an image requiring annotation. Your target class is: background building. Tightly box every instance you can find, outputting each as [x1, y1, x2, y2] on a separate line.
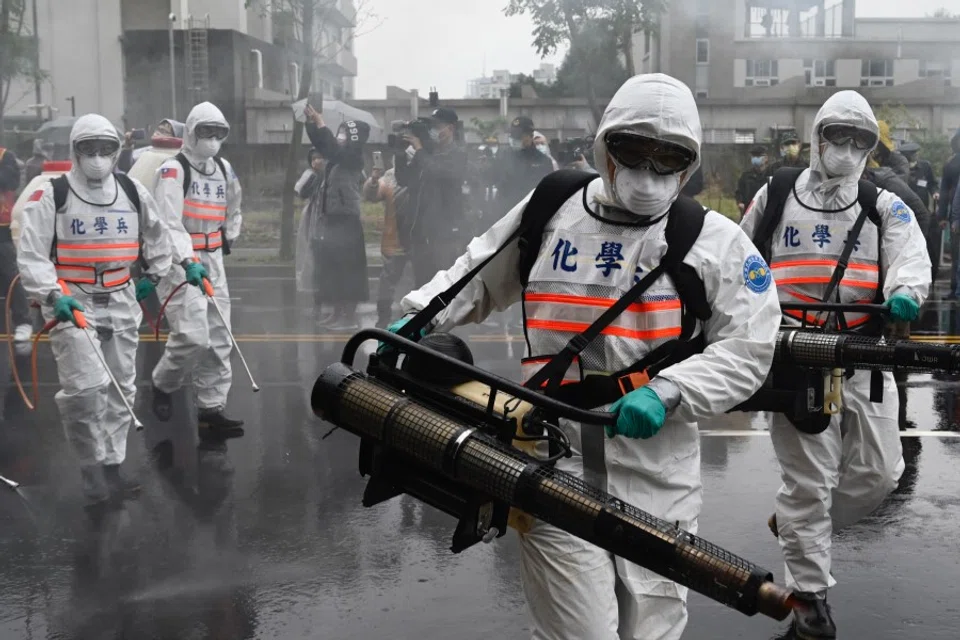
[466, 63, 557, 99]
[4, 0, 358, 141]
[635, 0, 960, 143]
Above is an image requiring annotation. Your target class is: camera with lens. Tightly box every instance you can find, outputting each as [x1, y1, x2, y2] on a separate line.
[388, 118, 433, 151]
[556, 137, 590, 167]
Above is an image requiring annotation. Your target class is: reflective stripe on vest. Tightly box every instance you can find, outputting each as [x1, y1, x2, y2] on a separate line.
[524, 292, 683, 342]
[183, 199, 226, 222]
[770, 258, 879, 290]
[0, 191, 13, 226]
[54, 265, 131, 288]
[55, 241, 140, 264]
[191, 230, 222, 251]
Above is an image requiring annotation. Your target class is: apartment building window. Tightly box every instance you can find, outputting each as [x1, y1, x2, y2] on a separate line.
[860, 59, 894, 87]
[703, 129, 756, 144]
[696, 39, 709, 64]
[746, 60, 779, 86]
[920, 60, 952, 86]
[695, 66, 709, 98]
[804, 59, 836, 86]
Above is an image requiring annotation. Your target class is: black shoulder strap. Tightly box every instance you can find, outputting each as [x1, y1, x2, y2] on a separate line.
[857, 179, 880, 227]
[523, 196, 707, 393]
[398, 169, 597, 340]
[752, 167, 805, 262]
[114, 173, 141, 214]
[175, 153, 191, 198]
[51, 175, 69, 213]
[665, 195, 712, 324]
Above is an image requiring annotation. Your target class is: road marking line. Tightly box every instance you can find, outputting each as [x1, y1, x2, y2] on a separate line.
[699, 430, 960, 438]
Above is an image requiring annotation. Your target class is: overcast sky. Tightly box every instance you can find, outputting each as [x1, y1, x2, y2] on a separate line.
[353, 0, 956, 99]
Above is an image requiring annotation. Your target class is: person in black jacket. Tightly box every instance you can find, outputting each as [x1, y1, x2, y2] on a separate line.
[941, 131, 960, 297]
[766, 131, 806, 177]
[303, 104, 370, 330]
[900, 141, 942, 285]
[394, 107, 468, 287]
[493, 115, 554, 219]
[735, 145, 769, 217]
[0, 145, 30, 359]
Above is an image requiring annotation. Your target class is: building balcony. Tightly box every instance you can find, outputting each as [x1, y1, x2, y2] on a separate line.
[319, 47, 357, 77]
[326, 0, 357, 28]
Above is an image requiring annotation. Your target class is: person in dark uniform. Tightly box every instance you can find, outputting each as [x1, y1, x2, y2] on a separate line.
[493, 116, 555, 216]
[900, 141, 942, 285]
[735, 145, 769, 217]
[766, 131, 806, 177]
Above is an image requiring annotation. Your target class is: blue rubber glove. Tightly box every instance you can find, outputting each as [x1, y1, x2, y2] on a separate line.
[53, 295, 85, 326]
[378, 315, 429, 353]
[135, 278, 156, 302]
[183, 261, 209, 288]
[884, 294, 920, 322]
[606, 387, 667, 440]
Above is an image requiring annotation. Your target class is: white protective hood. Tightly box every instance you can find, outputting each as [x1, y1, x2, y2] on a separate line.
[68, 113, 121, 204]
[592, 74, 702, 209]
[803, 90, 878, 205]
[182, 101, 229, 164]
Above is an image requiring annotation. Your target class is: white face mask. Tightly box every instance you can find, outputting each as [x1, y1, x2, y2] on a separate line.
[612, 165, 681, 217]
[194, 137, 222, 158]
[79, 155, 114, 180]
[820, 142, 865, 178]
[536, 144, 549, 156]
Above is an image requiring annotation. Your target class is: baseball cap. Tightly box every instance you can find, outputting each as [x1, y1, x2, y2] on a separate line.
[510, 116, 535, 138]
[780, 131, 800, 145]
[429, 107, 459, 125]
[750, 145, 768, 156]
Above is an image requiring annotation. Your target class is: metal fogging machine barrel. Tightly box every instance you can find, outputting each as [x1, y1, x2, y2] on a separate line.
[312, 329, 794, 622]
[773, 328, 960, 372]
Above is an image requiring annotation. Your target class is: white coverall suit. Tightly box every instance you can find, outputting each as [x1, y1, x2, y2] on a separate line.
[401, 74, 782, 640]
[740, 91, 931, 594]
[151, 102, 242, 412]
[17, 114, 172, 497]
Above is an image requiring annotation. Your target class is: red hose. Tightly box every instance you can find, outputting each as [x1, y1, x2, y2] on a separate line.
[154, 281, 189, 342]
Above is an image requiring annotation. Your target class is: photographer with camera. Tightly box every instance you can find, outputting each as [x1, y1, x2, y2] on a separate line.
[394, 107, 468, 287]
[556, 137, 598, 173]
[493, 116, 554, 217]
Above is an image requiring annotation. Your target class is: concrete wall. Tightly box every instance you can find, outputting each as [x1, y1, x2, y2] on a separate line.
[856, 18, 960, 41]
[835, 59, 861, 88]
[121, 0, 173, 31]
[6, 0, 126, 126]
[894, 59, 921, 87]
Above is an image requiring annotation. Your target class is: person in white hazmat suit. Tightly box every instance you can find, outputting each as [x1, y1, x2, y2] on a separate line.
[388, 74, 782, 640]
[149, 102, 245, 438]
[740, 90, 931, 638]
[17, 114, 173, 509]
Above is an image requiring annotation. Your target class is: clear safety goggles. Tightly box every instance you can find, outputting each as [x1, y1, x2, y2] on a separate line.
[195, 124, 229, 140]
[819, 124, 878, 151]
[74, 138, 120, 157]
[604, 131, 696, 175]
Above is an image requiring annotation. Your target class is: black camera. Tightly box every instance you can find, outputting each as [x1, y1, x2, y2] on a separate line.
[556, 137, 590, 167]
[388, 118, 432, 151]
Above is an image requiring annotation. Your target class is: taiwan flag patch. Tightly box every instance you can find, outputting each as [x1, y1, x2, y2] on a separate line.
[161, 167, 178, 180]
[28, 190, 43, 202]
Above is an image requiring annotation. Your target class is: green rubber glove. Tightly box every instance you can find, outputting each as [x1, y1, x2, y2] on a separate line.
[884, 294, 920, 322]
[53, 295, 85, 326]
[135, 278, 156, 302]
[183, 261, 209, 288]
[606, 387, 667, 440]
[378, 315, 429, 353]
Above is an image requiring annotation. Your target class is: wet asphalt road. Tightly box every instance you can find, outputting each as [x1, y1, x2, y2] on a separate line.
[0, 270, 959, 639]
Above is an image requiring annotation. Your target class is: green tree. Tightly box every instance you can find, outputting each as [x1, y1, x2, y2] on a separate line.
[469, 117, 509, 139]
[0, 0, 44, 136]
[929, 7, 960, 18]
[504, 0, 665, 125]
[245, 0, 375, 259]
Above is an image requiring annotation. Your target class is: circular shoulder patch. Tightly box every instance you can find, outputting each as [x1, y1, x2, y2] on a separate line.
[743, 254, 772, 294]
[890, 199, 911, 223]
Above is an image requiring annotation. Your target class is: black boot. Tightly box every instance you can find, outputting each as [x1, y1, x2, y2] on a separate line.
[790, 591, 837, 639]
[152, 384, 173, 422]
[103, 464, 141, 500]
[376, 301, 393, 329]
[198, 408, 245, 440]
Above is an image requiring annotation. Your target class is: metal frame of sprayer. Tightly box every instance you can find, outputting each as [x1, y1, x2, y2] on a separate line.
[338, 328, 612, 553]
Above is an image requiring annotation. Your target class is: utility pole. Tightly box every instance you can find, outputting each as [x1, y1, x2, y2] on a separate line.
[169, 13, 177, 119]
[66, 96, 75, 116]
[31, 0, 41, 121]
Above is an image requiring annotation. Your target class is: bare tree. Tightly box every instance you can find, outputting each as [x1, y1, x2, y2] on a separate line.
[245, 0, 375, 259]
[504, 0, 665, 125]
